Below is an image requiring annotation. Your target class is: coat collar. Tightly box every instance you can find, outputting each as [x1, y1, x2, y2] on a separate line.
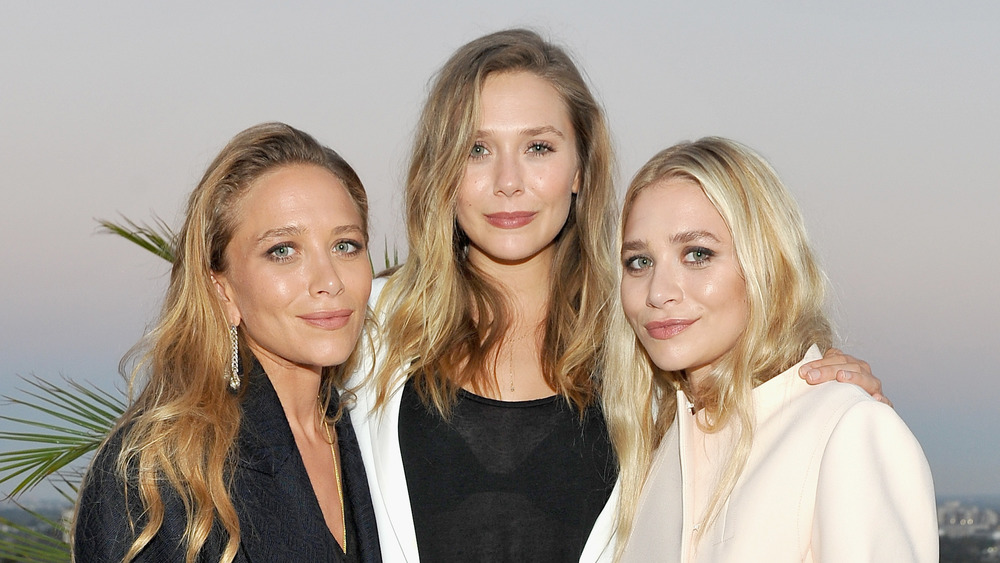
[235, 358, 295, 475]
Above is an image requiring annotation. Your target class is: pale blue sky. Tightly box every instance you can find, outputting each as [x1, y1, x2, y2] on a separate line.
[1, 1, 998, 497]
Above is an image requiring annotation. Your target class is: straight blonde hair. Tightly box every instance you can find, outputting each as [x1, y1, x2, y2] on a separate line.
[606, 137, 833, 549]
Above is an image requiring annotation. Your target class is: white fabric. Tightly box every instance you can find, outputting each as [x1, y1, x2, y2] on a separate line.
[621, 346, 938, 562]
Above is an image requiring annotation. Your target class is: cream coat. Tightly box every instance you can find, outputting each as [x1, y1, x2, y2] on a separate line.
[347, 277, 620, 562]
[621, 347, 937, 562]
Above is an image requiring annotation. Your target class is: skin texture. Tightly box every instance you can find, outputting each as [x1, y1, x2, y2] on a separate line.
[616, 177, 891, 405]
[457, 71, 580, 272]
[213, 164, 371, 377]
[453, 71, 582, 401]
[211, 163, 373, 547]
[620, 179, 749, 389]
[800, 348, 890, 406]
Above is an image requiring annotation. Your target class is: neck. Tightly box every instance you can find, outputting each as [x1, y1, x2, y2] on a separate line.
[464, 246, 554, 400]
[253, 348, 324, 432]
[467, 245, 554, 327]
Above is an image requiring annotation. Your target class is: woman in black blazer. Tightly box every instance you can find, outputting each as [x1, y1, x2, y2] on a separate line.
[73, 123, 381, 562]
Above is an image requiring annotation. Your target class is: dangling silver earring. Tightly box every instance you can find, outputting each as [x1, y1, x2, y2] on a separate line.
[228, 324, 241, 390]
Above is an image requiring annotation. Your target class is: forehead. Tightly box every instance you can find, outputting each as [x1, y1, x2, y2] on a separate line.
[625, 178, 730, 239]
[478, 71, 573, 132]
[235, 164, 362, 228]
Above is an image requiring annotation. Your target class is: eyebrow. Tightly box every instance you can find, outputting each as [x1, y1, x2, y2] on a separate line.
[256, 225, 303, 244]
[620, 230, 721, 255]
[621, 240, 647, 254]
[255, 224, 364, 244]
[475, 125, 567, 139]
[672, 230, 721, 245]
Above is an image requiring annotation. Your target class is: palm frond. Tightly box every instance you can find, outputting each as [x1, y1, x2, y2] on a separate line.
[382, 239, 400, 271]
[0, 503, 70, 562]
[0, 378, 125, 497]
[96, 215, 176, 262]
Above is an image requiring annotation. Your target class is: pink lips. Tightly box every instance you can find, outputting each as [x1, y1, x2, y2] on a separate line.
[645, 319, 694, 340]
[485, 211, 536, 229]
[299, 310, 353, 330]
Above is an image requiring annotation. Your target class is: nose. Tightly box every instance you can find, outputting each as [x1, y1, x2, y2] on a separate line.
[309, 254, 346, 297]
[646, 262, 682, 308]
[493, 151, 523, 197]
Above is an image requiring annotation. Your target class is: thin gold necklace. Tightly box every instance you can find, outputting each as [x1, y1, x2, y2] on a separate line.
[503, 329, 533, 396]
[321, 413, 346, 554]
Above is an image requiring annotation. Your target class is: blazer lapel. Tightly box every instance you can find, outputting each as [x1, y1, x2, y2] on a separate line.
[232, 361, 341, 561]
[337, 405, 382, 563]
[367, 375, 420, 560]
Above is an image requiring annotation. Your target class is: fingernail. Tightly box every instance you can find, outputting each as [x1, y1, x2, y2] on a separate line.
[841, 371, 852, 380]
[806, 369, 820, 382]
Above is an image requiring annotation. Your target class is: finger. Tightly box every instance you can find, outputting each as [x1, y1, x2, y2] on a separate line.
[801, 357, 872, 378]
[873, 393, 895, 409]
[801, 348, 853, 369]
[801, 364, 857, 383]
[836, 369, 883, 396]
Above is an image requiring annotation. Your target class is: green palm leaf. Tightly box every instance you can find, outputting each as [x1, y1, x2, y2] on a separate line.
[0, 378, 125, 497]
[0, 503, 70, 563]
[97, 215, 176, 263]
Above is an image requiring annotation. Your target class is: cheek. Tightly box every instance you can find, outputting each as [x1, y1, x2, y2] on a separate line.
[346, 265, 374, 303]
[620, 280, 644, 325]
[234, 269, 294, 318]
[714, 276, 749, 333]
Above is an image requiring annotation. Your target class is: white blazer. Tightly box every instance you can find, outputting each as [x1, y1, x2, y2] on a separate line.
[621, 346, 938, 562]
[347, 277, 620, 562]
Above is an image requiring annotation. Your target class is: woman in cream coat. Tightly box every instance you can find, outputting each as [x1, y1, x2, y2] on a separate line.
[613, 138, 937, 561]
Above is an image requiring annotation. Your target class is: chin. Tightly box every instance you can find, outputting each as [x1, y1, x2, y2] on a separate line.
[643, 347, 690, 373]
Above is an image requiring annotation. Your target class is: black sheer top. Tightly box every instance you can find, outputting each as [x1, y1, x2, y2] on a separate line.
[399, 379, 617, 562]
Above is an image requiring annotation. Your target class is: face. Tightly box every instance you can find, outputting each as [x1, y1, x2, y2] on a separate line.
[456, 71, 580, 269]
[620, 178, 748, 385]
[213, 164, 372, 376]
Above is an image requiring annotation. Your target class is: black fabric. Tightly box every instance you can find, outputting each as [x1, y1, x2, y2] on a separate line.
[399, 379, 617, 562]
[74, 359, 381, 563]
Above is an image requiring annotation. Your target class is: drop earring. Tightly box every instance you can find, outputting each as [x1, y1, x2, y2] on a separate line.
[228, 324, 241, 390]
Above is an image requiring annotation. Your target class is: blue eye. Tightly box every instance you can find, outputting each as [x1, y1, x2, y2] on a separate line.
[334, 240, 363, 256]
[624, 255, 653, 272]
[527, 142, 552, 154]
[469, 143, 489, 158]
[683, 247, 714, 265]
[267, 244, 296, 262]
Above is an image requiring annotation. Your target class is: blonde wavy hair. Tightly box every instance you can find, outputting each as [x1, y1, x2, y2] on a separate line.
[76, 122, 370, 563]
[605, 137, 833, 549]
[375, 29, 618, 415]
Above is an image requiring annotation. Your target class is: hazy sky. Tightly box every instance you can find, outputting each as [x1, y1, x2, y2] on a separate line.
[2, 1, 998, 498]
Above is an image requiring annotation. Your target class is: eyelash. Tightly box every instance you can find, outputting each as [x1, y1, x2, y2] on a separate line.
[334, 239, 364, 257]
[527, 142, 553, 155]
[683, 246, 715, 266]
[470, 143, 489, 160]
[468, 141, 555, 160]
[265, 239, 365, 262]
[622, 247, 716, 272]
[266, 243, 297, 263]
[623, 254, 652, 272]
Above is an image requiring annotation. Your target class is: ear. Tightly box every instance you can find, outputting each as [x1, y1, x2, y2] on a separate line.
[211, 273, 242, 327]
[571, 168, 581, 195]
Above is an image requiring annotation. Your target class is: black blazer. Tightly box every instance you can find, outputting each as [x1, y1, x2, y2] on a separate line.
[74, 361, 381, 562]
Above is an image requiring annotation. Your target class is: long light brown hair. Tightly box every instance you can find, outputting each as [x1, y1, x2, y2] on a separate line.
[375, 29, 618, 415]
[607, 137, 833, 547]
[76, 122, 369, 563]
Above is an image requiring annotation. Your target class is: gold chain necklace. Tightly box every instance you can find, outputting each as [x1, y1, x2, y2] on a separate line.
[503, 329, 533, 396]
[321, 413, 347, 554]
